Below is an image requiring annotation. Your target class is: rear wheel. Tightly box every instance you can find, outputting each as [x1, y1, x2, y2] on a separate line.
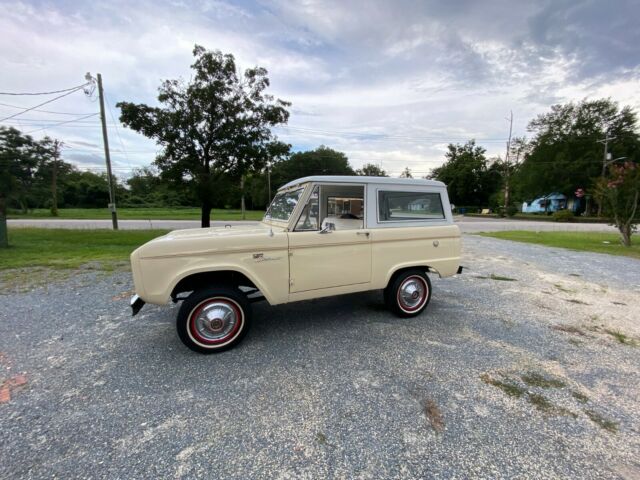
[176, 286, 252, 353]
[384, 269, 431, 318]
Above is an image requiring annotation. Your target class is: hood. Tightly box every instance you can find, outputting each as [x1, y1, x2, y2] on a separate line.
[165, 223, 279, 240]
[134, 222, 288, 260]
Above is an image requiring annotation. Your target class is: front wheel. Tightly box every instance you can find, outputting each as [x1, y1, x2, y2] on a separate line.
[384, 270, 432, 318]
[176, 286, 252, 354]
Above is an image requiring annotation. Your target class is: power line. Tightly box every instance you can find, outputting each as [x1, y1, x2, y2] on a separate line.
[0, 82, 91, 96]
[0, 101, 96, 116]
[104, 92, 134, 172]
[0, 86, 88, 122]
[25, 113, 99, 134]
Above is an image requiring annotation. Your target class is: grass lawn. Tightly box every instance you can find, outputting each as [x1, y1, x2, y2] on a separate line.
[479, 231, 640, 260]
[8, 207, 265, 221]
[0, 228, 169, 270]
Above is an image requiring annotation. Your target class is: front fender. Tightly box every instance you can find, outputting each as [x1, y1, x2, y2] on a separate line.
[138, 252, 290, 306]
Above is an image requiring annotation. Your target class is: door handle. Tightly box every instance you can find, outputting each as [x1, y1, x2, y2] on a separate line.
[356, 231, 370, 237]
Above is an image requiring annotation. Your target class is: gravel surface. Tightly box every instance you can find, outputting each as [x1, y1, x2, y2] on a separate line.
[1, 235, 639, 479]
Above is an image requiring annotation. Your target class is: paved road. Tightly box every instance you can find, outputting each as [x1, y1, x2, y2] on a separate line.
[1, 236, 638, 478]
[8, 216, 618, 233]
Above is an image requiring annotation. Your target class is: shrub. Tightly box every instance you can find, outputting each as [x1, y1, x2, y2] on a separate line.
[553, 209, 574, 222]
[506, 205, 519, 217]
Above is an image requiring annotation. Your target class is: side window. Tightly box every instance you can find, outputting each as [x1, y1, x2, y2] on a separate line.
[294, 186, 319, 231]
[327, 196, 363, 219]
[378, 191, 444, 221]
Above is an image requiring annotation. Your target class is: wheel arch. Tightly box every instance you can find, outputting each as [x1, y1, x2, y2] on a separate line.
[384, 264, 436, 289]
[169, 267, 272, 304]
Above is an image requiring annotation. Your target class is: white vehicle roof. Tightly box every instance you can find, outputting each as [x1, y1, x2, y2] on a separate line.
[280, 175, 445, 190]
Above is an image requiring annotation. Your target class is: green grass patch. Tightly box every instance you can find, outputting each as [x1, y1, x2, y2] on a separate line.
[0, 228, 169, 270]
[8, 207, 264, 221]
[478, 231, 640, 259]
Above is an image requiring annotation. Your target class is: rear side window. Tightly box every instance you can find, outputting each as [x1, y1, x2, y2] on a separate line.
[378, 191, 444, 221]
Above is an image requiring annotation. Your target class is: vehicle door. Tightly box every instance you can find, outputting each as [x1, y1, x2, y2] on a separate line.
[287, 184, 371, 293]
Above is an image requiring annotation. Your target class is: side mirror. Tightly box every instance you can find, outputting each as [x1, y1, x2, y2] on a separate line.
[319, 222, 335, 234]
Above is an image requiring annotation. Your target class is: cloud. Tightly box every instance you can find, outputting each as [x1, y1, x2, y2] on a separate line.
[0, 0, 638, 178]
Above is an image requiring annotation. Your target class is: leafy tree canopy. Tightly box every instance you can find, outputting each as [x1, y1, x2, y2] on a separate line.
[515, 98, 640, 199]
[117, 45, 291, 227]
[429, 140, 501, 206]
[356, 163, 388, 177]
[269, 146, 355, 190]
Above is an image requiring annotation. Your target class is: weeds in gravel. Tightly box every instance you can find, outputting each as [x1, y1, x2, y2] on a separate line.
[551, 325, 586, 336]
[480, 373, 525, 397]
[423, 398, 445, 433]
[572, 391, 589, 404]
[527, 394, 577, 417]
[521, 372, 566, 389]
[564, 299, 591, 305]
[604, 329, 637, 346]
[476, 274, 518, 282]
[553, 284, 575, 293]
[315, 432, 333, 446]
[584, 410, 618, 433]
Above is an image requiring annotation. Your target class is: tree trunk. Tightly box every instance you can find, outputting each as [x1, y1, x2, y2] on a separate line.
[0, 196, 8, 248]
[240, 176, 246, 220]
[201, 200, 212, 228]
[503, 175, 510, 209]
[51, 156, 58, 217]
[619, 224, 632, 247]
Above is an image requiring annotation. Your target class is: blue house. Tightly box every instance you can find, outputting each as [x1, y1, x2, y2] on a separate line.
[522, 193, 567, 213]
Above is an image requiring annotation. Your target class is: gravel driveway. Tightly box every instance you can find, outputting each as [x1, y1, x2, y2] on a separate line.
[1, 235, 639, 479]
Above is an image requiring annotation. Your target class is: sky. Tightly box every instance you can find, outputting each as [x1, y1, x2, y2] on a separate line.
[1, 0, 639, 178]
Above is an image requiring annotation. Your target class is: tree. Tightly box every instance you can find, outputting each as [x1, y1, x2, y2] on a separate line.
[356, 163, 388, 176]
[118, 45, 291, 227]
[269, 146, 354, 193]
[0, 127, 38, 247]
[515, 99, 640, 202]
[35, 137, 63, 216]
[595, 161, 639, 246]
[399, 167, 413, 178]
[429, 140, 500, 206]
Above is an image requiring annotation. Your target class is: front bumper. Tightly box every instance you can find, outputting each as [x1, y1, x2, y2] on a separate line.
[131, 294, 146, 316]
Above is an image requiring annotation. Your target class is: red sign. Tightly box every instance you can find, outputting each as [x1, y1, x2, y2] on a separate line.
[575, 188, 585, 198]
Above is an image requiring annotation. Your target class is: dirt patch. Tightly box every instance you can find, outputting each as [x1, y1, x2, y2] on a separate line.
[423, 398, 445, 432]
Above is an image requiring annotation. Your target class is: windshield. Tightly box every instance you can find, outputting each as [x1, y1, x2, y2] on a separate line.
[264, 187, 305, 222]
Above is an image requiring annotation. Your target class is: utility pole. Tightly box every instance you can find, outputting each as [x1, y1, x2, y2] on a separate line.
[596, 132, 616, 217]
[240, 175, 246, 220]
[96, 73, 118, 230]
[503, 111, 513, 209]
[51, 139, 61, 217]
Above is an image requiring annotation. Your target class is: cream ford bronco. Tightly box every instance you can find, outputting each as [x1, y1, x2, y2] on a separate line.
[130, 176, 462, 353]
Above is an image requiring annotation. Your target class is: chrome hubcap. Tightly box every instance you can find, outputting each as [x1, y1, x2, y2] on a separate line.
[193, 301, 238, 342]
[399, 277, 426, 310]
